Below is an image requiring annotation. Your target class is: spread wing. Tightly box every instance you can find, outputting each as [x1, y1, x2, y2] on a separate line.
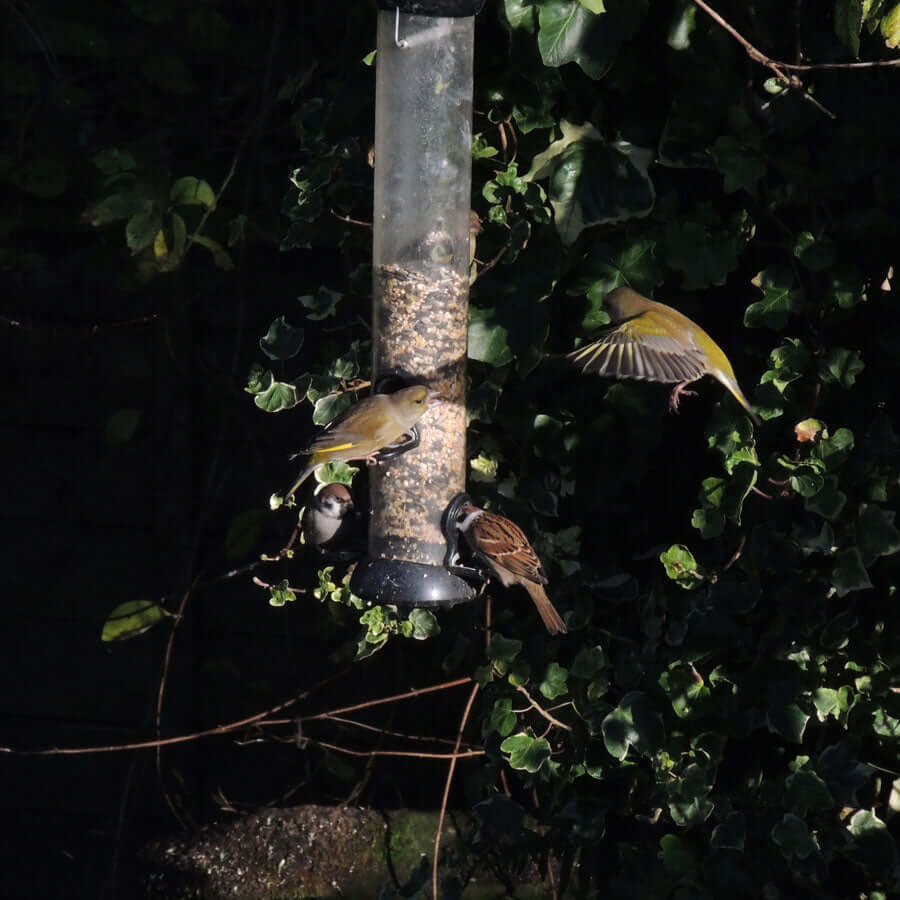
[568, 313, 707, 384]
[472, 512, 548, 586]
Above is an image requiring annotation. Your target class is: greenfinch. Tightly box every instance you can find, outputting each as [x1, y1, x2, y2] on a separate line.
[457, 501, 567, 635]
[568, 287, 760, 424]
[284, 385, 439, 502]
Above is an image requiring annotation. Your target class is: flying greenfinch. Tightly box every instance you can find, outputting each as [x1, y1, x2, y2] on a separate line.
[283, 385, 439, 502]
[457, 501, 567, 635]
[568, 287, 760, 424]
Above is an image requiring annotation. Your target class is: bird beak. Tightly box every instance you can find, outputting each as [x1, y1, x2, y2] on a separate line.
[426, 391, 443, 408]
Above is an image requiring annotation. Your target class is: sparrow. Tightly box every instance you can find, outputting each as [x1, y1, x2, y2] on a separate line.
[283, 385, 440, 502]
[301, 483, 355, 550]
[457, 501, 567, 635]
[567, 286, 760, 424]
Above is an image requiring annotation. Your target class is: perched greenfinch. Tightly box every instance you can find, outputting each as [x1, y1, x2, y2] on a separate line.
[457, 501, 567, 635]
[283, 385, 439, 502]
[568, 287, 760, 424]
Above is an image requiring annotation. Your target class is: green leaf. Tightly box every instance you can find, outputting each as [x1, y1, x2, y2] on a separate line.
[468, 306, 514, 366]
[299, 286, 342, 320]
[844, 810, 899, 880]
[570, 645, 607, 679]
[224, 509, 266, 560]
[880, 2, 900, 46]
[500, 732, 552, 772]
[93, 148, 137, 176]
[818, 348, 864, 387]
[101, 600, 170, 642]
[805, 476, 847, 520]
[771, 813, 818, 860]
[601, 691, 664, 760]
[407, 608, 440, 640]
[528, 125, 655, 245]
[488, 634, 523, 675]
[767, 703, 810, 743]
[785, 770, 834, 815]
[710, 136, 766, 196]
[312, 392, 352, 426]
[793, 231, 836, 272]
[82, 192, 150, 227]
[658, 834, 696, 878]
[125, 208, 161, 254]
[579, 0, 606, 11]
[711, 812, 746, 851]
[660, 544, 705, 590]
[537, 0, 646, 80]
[857, 503, 900, 566]
[835, 0, 864, 54]
[191, 235, 234, 270]
[746, 265, 803, 329]
[539, 662, 569, 699]
[663, 211, 746, 289]
[812, 428, 855, 470]
[169, 176, 216, 209]
[791, 471, 824, 498]
[105, 408, 142, 444]
[832, 547, 873, 596]
[488, 698, 517, 737]
[268, 580, 297, 607]
[259, 316, 304, 361]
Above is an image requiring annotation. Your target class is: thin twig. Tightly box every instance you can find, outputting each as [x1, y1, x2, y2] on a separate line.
[155, 577, 199, 827]
[691, 0, 837, 119]
[315, 714, 480, 750]
[515, 685, 573, 732]
[722, 534, 747, 573]
[329, 208, 372, 228]
[311, 739, 483, 761]
[184, 151, 241, 255]
[433, 683, 480, 900]
[302, 677, 472, 721]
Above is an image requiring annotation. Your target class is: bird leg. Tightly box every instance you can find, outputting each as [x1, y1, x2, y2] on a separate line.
[669, 381, 698, 413]
[371, 425, 421, 462]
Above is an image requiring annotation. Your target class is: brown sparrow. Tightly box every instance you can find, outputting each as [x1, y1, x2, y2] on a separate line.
[457, 501, 567, 635]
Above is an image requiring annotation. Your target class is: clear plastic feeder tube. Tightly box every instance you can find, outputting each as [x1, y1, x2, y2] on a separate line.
[365, 9, 473, 589]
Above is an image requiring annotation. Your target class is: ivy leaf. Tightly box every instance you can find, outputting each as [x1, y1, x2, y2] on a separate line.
[500, 733, 552, 772]
[835, 0, 864, 56]
[536, 0, 647, 80]
[101, 600, 171, 642]
[528, 124, 655, 245]
[812, 427, 855, 471]
[601, 691, 664, 760]
[832, 547, 873, 596]
[771, 813, 819, 860]
[767, 703, 810, 743]
[488, 699, 517, 737]
[805, 477, 847, 520]
[259, 316, 304, 361]
[818, 348, 864, 388]
[169, 176, 216, 209]
[570, 645, 607, 679]
[225, 509, 266, 560]
[407, 608, 440, 640]
[746, 265, 803, 329]
[857, 503, 900, 566]
[125, 207, 161, 254]
[468, 305, 514, 366]
[488, 634, 523, 675]
[299, 286, 342, 321]
[710, 136, 766, 196]
[785, 770, 834, 815]
[105, 408, 142, 444]
[312, 392, 352, 426]
[882, 3, 900, 47]
[660, 544, 705, 590]
[793, 231, 835, 272]
[539, 662, 569, 699]
[711, 812, 746, 851]
[663, 213, 744, 289]
[844, 810, 899, 881]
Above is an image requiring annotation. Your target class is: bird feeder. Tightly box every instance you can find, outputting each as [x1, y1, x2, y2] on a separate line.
[350, 0, 485, 608]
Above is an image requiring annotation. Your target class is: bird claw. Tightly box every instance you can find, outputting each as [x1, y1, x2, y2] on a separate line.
[371, 425, 421, 462]
[441, 492, 488, 585]
[668, 382, 698, 413]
